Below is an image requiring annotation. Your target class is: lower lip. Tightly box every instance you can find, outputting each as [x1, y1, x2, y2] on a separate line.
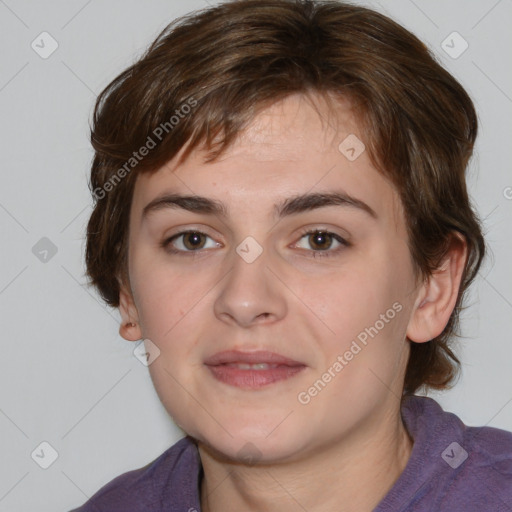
[205, 364, 306, 389]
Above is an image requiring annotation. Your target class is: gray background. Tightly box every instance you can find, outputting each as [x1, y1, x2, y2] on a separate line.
[0, 0, 510, 510]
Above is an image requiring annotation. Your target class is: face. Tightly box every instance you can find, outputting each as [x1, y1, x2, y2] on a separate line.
[121, 93, 421, 463]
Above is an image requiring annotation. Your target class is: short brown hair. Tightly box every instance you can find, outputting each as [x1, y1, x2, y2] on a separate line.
[85, 0, 485, 396]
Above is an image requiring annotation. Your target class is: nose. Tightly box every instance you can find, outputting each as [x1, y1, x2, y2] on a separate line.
[213, 241, 287, 328]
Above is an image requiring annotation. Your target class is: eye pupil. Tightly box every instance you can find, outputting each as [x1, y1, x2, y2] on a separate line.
[184, 232, 205, 250]
[309, 231, 331, 250]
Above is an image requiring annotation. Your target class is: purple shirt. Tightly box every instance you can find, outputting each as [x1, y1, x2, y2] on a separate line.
[70, 395, 512, 511]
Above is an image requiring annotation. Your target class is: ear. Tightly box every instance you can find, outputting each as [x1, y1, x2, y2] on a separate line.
[406, 233, 467, 343]
[118, 281, 143, 342]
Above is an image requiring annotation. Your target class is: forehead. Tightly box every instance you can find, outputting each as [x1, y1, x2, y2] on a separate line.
[131, 93, 403, 228]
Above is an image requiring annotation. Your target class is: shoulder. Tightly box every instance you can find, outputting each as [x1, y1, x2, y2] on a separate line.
[69, 436, 201, 512]
[447, 422, 512, 503]
[403, 395, 512, 509]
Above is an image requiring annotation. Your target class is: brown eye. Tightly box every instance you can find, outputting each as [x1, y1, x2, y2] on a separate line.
[307, 231, 334, 251]
[294, 229, 349, 259]
[181, 232, 206, 250]
[162, 230, 219, 254]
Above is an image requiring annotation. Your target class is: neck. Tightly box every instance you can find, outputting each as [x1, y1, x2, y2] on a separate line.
[199, 405, 413, 512]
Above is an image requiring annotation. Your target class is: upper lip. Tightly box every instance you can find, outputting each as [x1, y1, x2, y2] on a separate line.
[204, 350, 305, 367]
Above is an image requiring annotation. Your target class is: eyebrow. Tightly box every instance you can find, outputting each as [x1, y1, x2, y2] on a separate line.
[142, 190, 377, 221]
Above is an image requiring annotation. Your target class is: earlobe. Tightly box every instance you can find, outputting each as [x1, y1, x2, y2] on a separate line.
[406, 234, 467, 344]
[118, 284, 143, 342]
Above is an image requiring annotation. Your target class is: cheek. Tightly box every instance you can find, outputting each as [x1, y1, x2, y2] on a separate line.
[305, 261, 386, 329]
[130, 253, 208, 337]
[314, 250, 409, 359]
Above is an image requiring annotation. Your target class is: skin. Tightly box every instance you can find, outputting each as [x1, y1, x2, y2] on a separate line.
[118, 93, 467, 512]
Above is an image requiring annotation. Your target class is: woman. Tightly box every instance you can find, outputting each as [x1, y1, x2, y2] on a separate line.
[72, 1, 512, 510]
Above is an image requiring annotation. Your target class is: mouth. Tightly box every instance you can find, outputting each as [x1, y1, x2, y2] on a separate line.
[204, 350, 306, 389]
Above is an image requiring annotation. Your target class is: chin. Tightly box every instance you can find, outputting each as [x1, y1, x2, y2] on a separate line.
[192, 423, 308, 464]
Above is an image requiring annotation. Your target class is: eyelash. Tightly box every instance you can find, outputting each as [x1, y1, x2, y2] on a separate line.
[160, 228, 351, 258]
[161, 228, 350, 259]
[295, 228, 350, 258]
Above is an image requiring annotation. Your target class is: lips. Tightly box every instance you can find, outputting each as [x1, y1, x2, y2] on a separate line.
[204, 350, 306, 389]
[204, 350, 304, 367]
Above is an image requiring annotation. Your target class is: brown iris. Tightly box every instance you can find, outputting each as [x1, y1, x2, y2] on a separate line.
[307, 231, 333, 251]
[181, 232, 206, 250]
